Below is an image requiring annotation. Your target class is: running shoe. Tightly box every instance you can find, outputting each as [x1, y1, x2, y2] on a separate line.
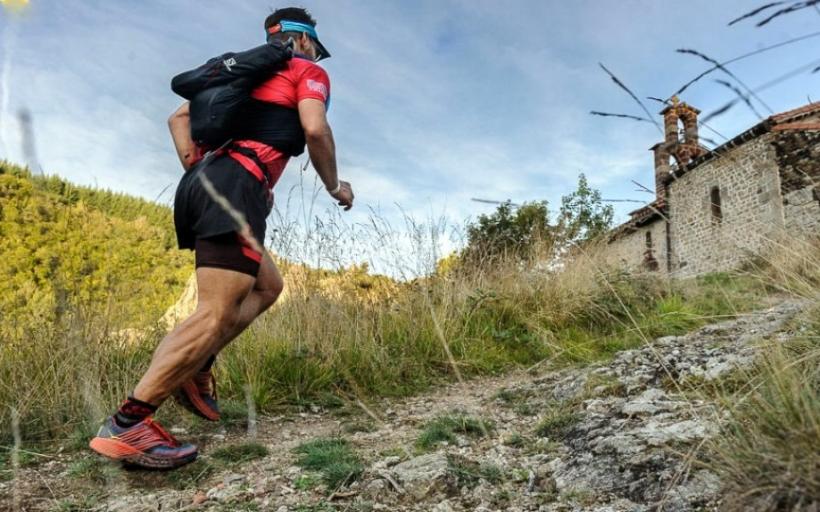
[174, 369, 220, 421]
[89, 416, 198, 469]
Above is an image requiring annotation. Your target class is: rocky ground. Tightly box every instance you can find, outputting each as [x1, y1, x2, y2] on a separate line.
[1, 299, 807, 512]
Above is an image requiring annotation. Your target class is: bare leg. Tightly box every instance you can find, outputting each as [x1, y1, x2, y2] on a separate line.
[212, 252, 284, 353]
[133, 266, 255, 405]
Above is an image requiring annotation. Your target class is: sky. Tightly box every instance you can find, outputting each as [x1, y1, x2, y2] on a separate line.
[1, 0, 819, 273]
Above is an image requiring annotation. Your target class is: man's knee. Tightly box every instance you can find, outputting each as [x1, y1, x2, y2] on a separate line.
[199, 304, 242, 337]
[258, 274, 284, 310]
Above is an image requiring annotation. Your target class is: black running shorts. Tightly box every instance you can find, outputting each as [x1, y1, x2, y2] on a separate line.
[194, 232, 262, 277]
[174, 154, 270, 276]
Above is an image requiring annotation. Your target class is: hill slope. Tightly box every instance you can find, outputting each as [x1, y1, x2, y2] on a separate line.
[0, 162, 192, 331]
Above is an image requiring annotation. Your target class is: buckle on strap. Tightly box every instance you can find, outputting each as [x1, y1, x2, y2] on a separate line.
[229, 145, 271, 187]
[188, 139, 233, 174]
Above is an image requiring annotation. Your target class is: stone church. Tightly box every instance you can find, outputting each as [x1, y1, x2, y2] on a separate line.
[606, 98, 820, 278]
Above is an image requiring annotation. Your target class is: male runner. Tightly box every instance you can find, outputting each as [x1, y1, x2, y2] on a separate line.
[89, 7, 353, 469]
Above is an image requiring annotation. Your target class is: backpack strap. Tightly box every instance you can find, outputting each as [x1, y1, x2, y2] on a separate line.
[228, 145, 272, 188]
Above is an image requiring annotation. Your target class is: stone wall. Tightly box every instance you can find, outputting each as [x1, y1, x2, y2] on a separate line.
[667, 134, 785, 278]
[772, 130, 820, 235]
[605, 219, 668, 274]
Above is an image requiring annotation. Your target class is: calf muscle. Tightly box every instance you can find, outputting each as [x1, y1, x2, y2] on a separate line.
[133, 266, 255, 405]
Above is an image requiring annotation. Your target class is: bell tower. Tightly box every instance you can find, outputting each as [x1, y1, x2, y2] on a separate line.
[650, 96, 705, 203]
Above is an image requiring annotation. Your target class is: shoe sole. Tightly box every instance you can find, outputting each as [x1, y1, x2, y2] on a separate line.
[174, 380, 220, 422]
[89, 438, 198, 469]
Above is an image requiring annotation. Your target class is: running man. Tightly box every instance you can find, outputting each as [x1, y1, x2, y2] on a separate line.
[90, 7, 353, 469]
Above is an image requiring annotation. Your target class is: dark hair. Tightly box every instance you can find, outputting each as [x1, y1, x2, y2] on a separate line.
[264, 7, 317, 42]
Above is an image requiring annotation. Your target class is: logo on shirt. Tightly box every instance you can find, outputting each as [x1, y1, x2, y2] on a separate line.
[223, 57, 237, 71]
[307, 79, 328, 99]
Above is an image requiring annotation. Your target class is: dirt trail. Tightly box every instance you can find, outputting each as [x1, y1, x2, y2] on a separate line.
[1, 299, 807, 512]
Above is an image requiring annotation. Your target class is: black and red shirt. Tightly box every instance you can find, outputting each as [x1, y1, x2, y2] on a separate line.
[197, 55, 331, 190]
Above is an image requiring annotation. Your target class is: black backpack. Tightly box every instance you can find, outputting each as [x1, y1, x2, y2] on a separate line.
[171, 39, 293, 147]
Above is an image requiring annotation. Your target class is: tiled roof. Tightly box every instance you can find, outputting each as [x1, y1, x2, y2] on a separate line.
[772, 121, 820, 132]
[771, 101, 820, 123]
[607, 101, 820, 243]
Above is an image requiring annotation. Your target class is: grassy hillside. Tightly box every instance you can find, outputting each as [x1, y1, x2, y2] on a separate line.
[1, 164, 817, 509]
[0, 161, 192, 332]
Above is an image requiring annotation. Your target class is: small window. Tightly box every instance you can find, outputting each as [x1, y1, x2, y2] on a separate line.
[645, 231, 653, 249]
[710, 186, 722, 224]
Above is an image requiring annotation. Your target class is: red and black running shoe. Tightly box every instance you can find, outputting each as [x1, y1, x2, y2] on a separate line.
[89, 416, 198, 469]
[174, 370, 220, 421]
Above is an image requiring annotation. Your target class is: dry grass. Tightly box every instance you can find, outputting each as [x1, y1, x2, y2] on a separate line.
[0, 200, 805, 469]
[696, 235, 820, 511]
[0, 238, 768, 451]
[0, 199, 816, 512]
[707, 332, 819, 511]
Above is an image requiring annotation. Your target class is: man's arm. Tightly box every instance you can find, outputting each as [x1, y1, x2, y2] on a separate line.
[298, 98, 353, 210]
[168, 102, 197, 171]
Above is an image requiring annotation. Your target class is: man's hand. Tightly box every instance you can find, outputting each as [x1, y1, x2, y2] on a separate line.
[330, 180, 354, 210]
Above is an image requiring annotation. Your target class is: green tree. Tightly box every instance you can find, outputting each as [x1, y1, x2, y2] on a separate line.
[459, 174, 613, 267]
[464, 200, 551, 262]
[0, 162, 192, 334]
[557, 173, 614, 245]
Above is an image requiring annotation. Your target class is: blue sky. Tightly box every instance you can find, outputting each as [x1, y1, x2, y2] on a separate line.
[1, 1, 819, 271]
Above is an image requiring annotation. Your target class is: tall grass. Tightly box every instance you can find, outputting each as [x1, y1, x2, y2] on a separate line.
[698, 235, 820, 511]
[706, 329, 819, 511]
[2, 173, 808, 451]
[0, 224, 771, 448]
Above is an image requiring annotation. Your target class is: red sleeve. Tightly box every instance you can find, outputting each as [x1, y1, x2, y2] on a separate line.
[295, 64, 330, 105]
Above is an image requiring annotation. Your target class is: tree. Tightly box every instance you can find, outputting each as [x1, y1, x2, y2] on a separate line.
[459, 174, 613, 268]
[557, 173, 614, 245]
[464, 200, 551, 262]
[0, 163, 192, 334]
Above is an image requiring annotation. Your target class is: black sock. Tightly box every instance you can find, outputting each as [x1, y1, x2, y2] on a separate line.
[201, 354, 216, 372]
[114, 396, 157, 428]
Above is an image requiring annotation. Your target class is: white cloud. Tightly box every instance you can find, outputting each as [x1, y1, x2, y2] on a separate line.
[1, 0, 818, 272]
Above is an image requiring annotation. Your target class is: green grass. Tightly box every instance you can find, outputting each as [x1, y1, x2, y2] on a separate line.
[493, 388, 519, 403]
[534, 404, 581, 440]
[582, 372, 626, 398]
[494, 387, 539, 416]
[378, 446, 406, 459]
[293, 438, 364, 490]
[293, 473, 321, 491]
[502, 433, 526, 448]
[211, 442, 269, 464]
[218, 399, 251, 427]
[0, 447, 41, 482]
[50, 494, 105, 511]
[446, 455, 505, 487]
[416, 413, 494, 450]
[0, 264, 771, 450]
[66, 456, 120, 485]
